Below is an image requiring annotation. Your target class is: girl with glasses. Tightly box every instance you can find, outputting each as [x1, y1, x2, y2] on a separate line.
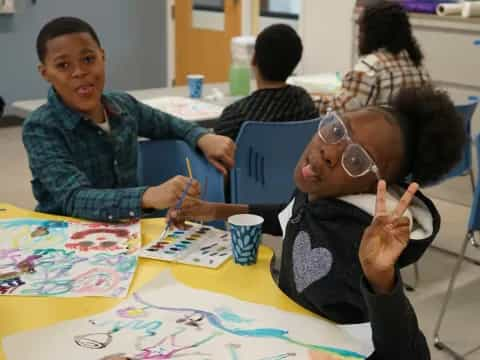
[169, 86, 465, 359]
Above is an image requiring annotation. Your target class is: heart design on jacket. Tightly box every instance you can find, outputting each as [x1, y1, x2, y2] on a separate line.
[293, 231, 333, 293]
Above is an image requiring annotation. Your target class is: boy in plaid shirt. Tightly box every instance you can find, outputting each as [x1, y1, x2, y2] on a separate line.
[319, 2, 430, 114]
[23, 17, 235, 222]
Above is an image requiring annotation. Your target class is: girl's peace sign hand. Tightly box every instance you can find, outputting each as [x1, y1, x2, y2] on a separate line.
[359, 180, 419, 294]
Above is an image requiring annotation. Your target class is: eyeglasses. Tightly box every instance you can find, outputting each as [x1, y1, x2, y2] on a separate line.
[317, 112, 380, 179]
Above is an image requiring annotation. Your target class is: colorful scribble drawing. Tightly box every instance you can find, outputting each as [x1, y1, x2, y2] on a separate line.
[130, 293, 365, 359]
[0, 219, 140, 298]
[73, 295, 365, 359]
[3, 273, 368, 360]
[67, 222, 141, 254]
[0, 248, 137, 297]
[0, 219, 68, 250]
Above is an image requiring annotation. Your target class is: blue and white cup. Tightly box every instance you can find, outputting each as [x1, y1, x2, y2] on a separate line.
[187, 74, 204, 98]
[228, 214, 264, 265]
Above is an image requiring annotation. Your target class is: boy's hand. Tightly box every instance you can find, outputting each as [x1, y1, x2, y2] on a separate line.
[141, 175, 201, 210]
[197, 133, 236, 175]
[167, 198, 216, 228]
[359, 180, 419, 294]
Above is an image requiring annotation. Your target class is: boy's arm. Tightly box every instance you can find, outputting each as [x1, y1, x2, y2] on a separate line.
[23, 121, 148, 222]
[125, 94, 235, 175]
[126, 94, 208, 146]
[361, 271, 430, 360]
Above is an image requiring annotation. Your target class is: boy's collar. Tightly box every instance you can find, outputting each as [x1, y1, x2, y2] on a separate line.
[47, 87, 124, 130]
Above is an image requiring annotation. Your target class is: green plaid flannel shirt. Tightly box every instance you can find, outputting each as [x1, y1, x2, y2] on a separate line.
[22, 88, 208, 222]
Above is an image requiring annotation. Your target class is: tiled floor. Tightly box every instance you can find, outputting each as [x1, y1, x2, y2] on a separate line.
[1, 121, 479, 359]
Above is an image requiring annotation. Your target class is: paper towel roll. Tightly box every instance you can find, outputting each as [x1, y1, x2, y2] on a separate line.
[463, 2, 480, 17]
[436, 3, 464, 16]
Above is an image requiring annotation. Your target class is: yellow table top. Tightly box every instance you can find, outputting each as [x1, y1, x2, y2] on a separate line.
[0, 203, 316, 360]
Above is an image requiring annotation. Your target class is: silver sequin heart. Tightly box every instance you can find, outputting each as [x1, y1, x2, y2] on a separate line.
[293, 231, 333, 293]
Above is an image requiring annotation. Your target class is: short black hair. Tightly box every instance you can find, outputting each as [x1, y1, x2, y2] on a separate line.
[36, 17, 101, 63]
[254, 24, 303, 82]
[358, 2, 424, 66]
[386, 86, 466, 186]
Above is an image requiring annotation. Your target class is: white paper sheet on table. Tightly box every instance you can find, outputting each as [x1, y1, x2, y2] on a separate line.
[141, 96, 224, 121]
[3, 271, 373, 359]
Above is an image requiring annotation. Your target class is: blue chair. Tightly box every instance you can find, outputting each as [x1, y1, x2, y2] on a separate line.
[436, 102, 478, 189]
[230, 118, 320, 204]
[409, 102, 478, 291]
[138, 140, 225, 224]
[433, 133, 480, 358]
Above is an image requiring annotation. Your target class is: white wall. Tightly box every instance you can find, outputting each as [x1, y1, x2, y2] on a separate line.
[0, 0, 167, 104]
[298, 0, 356, 75]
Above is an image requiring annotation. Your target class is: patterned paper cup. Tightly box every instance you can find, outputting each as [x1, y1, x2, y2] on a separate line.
[228, 214, 264, 265]
[187, 74, 204, 98]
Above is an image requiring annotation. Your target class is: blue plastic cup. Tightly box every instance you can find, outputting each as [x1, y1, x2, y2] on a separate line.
[228, 214, 264, 265]
[187, 74, 204, 98]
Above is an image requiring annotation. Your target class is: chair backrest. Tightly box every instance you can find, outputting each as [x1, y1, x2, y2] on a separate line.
[468, 134, 480, 231]
[230, 118, 320, 204]
[443, 102, 478, 178]
[138, 139, 225, 203]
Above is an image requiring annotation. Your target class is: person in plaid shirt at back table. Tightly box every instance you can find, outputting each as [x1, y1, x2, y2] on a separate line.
[318, 2, 431, 114]
[23, 17, 236, 222]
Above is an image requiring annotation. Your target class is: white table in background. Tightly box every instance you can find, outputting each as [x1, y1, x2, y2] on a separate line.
[8, 82, 245, 127]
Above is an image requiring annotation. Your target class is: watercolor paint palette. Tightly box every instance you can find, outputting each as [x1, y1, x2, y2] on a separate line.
[140, 223, 232, 269]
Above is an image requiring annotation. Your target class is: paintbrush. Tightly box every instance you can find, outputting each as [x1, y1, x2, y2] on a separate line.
[156, 179, 193, 243]
[156, 158, 194, 242]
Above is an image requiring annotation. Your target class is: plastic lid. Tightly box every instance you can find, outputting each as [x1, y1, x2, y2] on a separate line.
[231, 36, 256, 47]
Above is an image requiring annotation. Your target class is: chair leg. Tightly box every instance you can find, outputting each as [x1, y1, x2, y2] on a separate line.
[405, 262, 420, 292]
[413, 262, 419, 288]
[433, 232, 473, 358]
[470, 231, 480, 250]
[469, 168, 476, 194]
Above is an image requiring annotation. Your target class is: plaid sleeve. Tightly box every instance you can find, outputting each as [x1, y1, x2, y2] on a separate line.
[118, 93, 208, 147]
[22, 121, 148, 222]
[318, 69, 378, 114]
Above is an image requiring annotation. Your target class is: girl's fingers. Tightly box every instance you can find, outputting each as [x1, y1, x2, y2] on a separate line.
[375, 180, 388, 216]
[393, 183, 419, 218]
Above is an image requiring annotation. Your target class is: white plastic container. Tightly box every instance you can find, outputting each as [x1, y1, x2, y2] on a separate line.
[229, 36, 255, 96]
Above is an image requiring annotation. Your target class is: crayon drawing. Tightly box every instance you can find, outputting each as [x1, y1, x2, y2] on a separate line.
[2, 272, 370, 359]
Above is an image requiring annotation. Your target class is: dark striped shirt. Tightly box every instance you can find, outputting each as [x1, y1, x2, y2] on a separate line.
[214, 85, 319, 139]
